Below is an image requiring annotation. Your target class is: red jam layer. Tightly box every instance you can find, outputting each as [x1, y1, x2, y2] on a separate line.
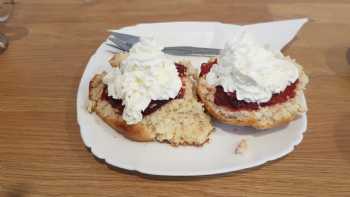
[199, 59, 217, 77]
[199, 59, 298, 111]
[101, 63, 186, 116]
[214, 80, 299, 111]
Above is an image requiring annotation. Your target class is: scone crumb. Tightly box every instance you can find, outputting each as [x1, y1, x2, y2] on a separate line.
[109, 53, 128, 67]
[87, 100, 96, 113]
[235, 139, 248, 155]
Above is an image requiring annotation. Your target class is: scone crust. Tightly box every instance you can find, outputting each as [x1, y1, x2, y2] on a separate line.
[197, 63, 309, 129]
[97, 110, 156, 141]
[88, 59, 213, 145]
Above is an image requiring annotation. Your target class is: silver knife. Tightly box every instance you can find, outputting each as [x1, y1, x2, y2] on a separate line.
[108, 32, 221, 57]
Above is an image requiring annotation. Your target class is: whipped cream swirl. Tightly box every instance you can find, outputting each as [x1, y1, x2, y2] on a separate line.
[103, 37, 182, 124]
[206, 31, 299, 103]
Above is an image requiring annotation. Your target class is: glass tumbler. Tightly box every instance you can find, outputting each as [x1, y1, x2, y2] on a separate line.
[0, 0, 15, 54]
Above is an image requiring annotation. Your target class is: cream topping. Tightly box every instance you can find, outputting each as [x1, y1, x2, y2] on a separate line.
[103, 37, 182, 124]
[206, 31, 299, 103]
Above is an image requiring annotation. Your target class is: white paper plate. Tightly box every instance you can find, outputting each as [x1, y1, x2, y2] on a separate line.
[77, 21, 308, 176]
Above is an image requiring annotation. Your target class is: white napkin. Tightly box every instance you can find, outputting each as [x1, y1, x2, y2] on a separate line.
[243, 18, 308, 51]
[111, 18, 308, 52]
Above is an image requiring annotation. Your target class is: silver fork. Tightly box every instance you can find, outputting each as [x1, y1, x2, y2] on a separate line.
[107, 32, 221, 57]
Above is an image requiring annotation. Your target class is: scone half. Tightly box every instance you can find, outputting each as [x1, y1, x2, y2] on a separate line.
[197, 59, 309, 129]
[88, 54, 213, 146]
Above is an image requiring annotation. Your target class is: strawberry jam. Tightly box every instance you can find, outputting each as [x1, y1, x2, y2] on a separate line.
[199, 59, 298, 111]
[214, 80, 298, 111]
[199, 59, 217, 77]
[175, 63, 186, 78]
[101, 64, 186, 116]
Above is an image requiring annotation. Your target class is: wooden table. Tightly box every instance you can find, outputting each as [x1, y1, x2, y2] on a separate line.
[1, 0, 349, 196]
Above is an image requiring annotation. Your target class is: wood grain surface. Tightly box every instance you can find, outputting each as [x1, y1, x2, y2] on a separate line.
[1, 0, 350, 196]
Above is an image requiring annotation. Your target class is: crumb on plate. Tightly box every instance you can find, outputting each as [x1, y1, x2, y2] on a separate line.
[235, 139, 248, 155]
